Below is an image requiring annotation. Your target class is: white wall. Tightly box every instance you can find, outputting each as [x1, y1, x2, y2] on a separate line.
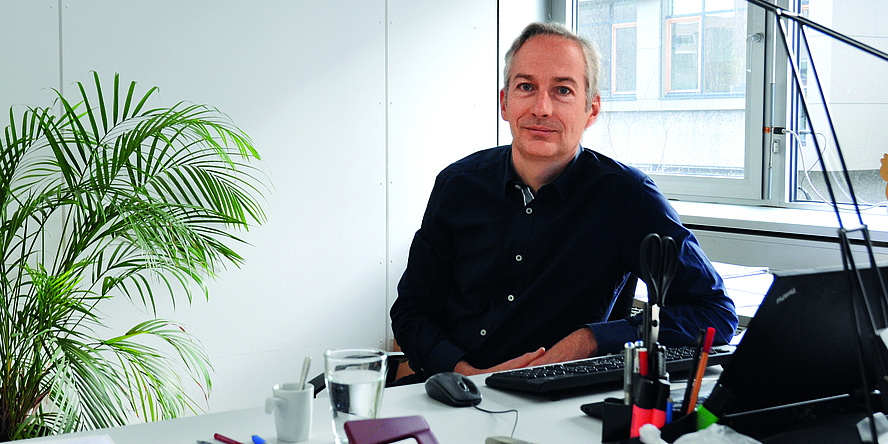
[0, 0, 513, 415]
[385, 0, 500, 346]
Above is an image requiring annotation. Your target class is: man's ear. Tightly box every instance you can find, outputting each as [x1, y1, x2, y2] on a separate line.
[500, 89, 508, 121]
[585, 95, 601, 129]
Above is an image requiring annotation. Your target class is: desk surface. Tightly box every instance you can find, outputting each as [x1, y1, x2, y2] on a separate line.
[20, 372, 642, 444]
[20, 263, 766, 444]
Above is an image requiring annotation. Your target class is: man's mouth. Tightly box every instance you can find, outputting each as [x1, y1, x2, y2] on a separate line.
[524, 125, 557, 135]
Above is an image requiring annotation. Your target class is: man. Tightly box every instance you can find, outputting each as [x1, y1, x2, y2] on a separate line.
[390, 22, 737, 379]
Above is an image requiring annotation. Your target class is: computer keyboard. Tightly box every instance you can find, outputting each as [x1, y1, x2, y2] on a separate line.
[484, 345, 734, 395]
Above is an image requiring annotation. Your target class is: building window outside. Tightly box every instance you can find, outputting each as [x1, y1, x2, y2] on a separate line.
[666, 16, 702, 93]
[578, 0, 638, 98]
[664, 0, 748, 97]
[612, 22, 638, 95]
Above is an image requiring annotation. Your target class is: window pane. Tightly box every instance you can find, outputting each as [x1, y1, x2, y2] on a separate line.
[703, 11, 746, 93]
[578, 0, 748, 181]
[788, 0, 888, 207]
[671, 0, 702, 15]
[669, 19, 701, 92]
[705, 0, 735, 12]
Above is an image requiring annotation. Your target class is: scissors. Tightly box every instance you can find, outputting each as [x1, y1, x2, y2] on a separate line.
[639, 233, 678, 374]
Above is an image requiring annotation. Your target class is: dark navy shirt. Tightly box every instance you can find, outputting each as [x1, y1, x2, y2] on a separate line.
[391, 145, 737, 377]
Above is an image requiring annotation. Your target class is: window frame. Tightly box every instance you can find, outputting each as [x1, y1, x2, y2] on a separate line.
[571, 0, 770, 204]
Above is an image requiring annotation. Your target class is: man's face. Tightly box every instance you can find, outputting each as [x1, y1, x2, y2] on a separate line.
[501, 35, 600, 165]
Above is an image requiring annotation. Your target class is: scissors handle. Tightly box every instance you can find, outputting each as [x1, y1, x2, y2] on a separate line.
[640, 233, 662, 305]
[658, 236, 678, 306]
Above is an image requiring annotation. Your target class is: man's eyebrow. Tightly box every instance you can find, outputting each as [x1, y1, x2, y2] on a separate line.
[553, 76, 580, 86]
[512, 73, 580, 86]
[512, 73, 535, 82]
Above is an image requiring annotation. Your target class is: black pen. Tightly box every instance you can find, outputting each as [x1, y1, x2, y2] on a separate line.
[681, 328, 706, 415]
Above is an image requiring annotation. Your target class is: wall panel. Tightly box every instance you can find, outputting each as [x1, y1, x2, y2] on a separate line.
[61, 0, 387, 412]
[385, 0, 499, 344]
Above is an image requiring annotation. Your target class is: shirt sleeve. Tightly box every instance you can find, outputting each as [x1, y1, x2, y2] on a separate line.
[390, 173, 466, 376]
[586, 176, 738, 356]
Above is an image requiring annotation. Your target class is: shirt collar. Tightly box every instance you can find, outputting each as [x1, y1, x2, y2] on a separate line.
[502, 146, 585, 200]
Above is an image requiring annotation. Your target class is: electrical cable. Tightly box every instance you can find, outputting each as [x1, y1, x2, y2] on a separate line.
[474, 405, 519, 438]
[786, 128, 887, 210]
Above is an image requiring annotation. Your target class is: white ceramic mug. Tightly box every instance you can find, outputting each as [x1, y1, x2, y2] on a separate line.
[265, 382, 313, 442]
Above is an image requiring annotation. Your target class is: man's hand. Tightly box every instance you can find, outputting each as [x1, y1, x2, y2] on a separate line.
[527, 327, 598, 367]
[453, 347, 547, 376]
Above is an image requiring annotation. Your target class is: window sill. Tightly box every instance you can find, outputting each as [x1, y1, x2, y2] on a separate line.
[671, 201, 888, 245]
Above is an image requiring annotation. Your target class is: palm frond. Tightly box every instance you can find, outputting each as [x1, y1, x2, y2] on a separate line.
[0, 73, 267, 440]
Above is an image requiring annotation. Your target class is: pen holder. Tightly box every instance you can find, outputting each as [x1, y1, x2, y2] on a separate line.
[599, 398, 633, 442]
[593, 398, 699, 443]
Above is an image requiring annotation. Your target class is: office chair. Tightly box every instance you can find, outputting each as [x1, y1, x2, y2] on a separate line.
[608, 274, 638, 321]
[344, 415, 440, 444]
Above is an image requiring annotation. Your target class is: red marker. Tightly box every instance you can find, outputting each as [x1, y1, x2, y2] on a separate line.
[637, 348, 649, 377]
[630, 377, 656, 438]
[214, 433, 244, 444]
[685, 327, 716, 415]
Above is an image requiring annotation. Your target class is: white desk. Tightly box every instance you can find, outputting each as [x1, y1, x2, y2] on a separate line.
[634, 261, 773, 324]
[19, 373, 637, 444]
[23, 262, 763, 444]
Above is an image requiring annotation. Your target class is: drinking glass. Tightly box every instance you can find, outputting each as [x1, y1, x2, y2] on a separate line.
[323, 348, 387, 444]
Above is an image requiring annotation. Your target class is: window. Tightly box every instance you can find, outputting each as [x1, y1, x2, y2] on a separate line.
[783, 0, 888, 211]
[576, 0, 763, 202]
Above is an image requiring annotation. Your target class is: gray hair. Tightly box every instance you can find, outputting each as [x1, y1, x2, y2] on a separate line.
[503, 22, 601, 111]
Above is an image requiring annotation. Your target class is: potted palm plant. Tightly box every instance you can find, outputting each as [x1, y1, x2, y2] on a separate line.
[0, 73, 267, 440]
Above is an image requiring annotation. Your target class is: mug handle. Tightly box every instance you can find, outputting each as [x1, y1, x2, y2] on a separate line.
[265, 396, 285, 414]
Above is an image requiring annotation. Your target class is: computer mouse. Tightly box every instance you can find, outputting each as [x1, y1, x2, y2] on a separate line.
[424, 372, 482, 407]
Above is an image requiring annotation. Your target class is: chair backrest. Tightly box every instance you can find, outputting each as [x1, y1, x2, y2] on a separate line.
[344, 415, 440, 444]
[608, 273, 638, 321]
[309, 352, 411, 397]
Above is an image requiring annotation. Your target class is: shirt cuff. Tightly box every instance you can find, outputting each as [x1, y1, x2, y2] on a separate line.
[587, 319, 640, 355]
[425, 339, 466, 375]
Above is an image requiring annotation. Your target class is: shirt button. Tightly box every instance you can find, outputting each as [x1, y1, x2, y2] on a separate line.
[480, 329, 487, 336]
[515, 254, 523, 262]
[507, 294, 515, 302]
[525, 207, 533, 214]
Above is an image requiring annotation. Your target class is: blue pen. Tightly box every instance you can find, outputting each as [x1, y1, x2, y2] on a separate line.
[251, 436, 267, 444]
[665, 397, 674, 424]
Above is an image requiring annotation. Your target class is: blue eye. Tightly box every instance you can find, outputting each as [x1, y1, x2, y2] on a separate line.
[557, 86, 572, 95]
[518, 83, 533, 91]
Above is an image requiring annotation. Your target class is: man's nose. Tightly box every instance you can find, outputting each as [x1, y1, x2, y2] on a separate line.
[531, 91, 552, 117]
